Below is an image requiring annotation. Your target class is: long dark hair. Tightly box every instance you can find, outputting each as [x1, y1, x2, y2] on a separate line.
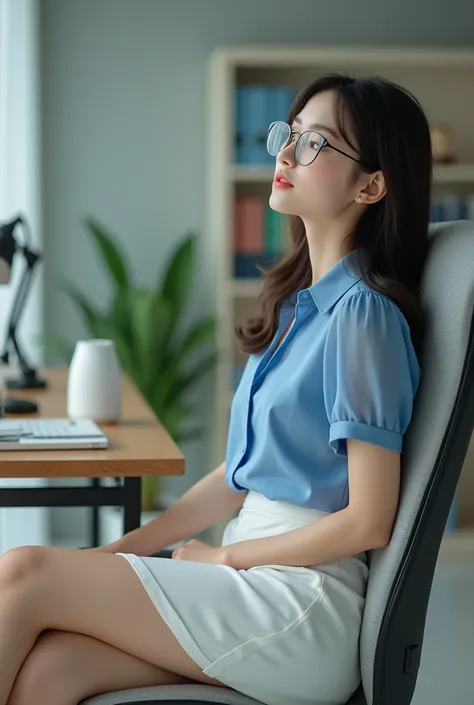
[236, 73, 432, 356]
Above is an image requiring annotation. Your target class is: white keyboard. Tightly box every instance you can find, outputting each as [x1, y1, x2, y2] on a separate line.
[0, 418, 105, 440]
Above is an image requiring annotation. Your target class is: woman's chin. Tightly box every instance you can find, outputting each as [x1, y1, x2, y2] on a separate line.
[269, 191, 295, 215]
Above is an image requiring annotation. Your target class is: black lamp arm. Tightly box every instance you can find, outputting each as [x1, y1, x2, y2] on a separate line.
[0, 245, 43, 384]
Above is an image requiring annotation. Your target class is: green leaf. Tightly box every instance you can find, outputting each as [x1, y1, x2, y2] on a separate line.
[159, 233, 195, 318]
[130, 290, 174, 390]
[84, 217, 130, 291]
[175, 426, 206, 443]
[111, 289, 135, 350]
[168, 353, 217, 403]
[112, 335, 136, 378]
[154, 317, 216, 409]
[35, 333, 75, 364]
[159, 402, 192, 439]
[60, 280, 105, 336]
[172, 317, 216, 367]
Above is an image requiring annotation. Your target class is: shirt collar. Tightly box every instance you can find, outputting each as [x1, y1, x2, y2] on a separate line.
[281, 250, 363, 315]
[308, 250, 362, 314]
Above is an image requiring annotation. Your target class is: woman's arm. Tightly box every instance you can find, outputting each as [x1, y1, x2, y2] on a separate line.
[98, 462, 247, 556]
[223, 439, 401, 570]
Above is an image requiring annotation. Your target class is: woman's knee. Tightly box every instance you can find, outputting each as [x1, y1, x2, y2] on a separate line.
[0, 545, 48, 587]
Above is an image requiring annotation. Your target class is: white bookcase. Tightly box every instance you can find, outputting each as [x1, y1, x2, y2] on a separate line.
[204, 45, 474, 549]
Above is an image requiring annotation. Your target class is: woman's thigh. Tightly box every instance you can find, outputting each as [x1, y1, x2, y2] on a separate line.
[1, 546, 224, 686]
[8, 629, 196, 705]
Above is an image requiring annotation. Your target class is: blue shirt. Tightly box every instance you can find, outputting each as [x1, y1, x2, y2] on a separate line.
[225, 251, 421, 512]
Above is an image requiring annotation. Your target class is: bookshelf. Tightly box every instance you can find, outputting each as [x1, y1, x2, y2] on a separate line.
[230, 163, 474, 184]
[205, 45, 474, 550]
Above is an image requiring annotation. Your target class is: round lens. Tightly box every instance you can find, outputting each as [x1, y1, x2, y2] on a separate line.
[267, 122, 291, 157]
[295, 131, 324, 166]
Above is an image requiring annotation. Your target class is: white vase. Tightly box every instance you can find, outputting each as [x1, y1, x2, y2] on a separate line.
[67, 339, 122, 423]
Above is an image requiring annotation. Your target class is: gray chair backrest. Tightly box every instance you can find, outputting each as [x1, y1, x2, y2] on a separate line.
[359, 221, 474, 705]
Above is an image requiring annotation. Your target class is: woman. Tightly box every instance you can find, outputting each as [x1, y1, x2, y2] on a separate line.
[0, 73, 430, 705]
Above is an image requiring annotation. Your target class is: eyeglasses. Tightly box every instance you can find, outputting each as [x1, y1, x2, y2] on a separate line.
[266, 121, 361, 167]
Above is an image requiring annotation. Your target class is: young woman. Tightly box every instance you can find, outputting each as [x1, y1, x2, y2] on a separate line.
[0, 73, 431, 705]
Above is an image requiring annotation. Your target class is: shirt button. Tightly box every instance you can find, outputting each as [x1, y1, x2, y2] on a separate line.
[302, 292, 309, 299]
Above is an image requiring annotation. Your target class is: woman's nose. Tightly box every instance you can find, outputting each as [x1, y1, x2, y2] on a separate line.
[278, 141, 296, 167]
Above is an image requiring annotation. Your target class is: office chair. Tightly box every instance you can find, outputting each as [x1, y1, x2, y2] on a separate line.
[83, 220, 474, 705]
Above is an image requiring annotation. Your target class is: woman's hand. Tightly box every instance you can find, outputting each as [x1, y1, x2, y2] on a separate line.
[172, 539, 228, 565]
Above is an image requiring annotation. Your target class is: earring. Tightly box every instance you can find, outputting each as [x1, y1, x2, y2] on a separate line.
[356, 195, 363, 203]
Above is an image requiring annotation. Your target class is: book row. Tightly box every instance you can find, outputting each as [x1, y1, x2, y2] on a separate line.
[235, 84, 294, 165]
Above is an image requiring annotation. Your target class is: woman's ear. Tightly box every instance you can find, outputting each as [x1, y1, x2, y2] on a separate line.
[357, 171, 386, 206]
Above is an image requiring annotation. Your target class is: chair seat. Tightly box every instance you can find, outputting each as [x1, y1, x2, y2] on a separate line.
[82, 683, 262, 704]
[82, 682, 366, 704]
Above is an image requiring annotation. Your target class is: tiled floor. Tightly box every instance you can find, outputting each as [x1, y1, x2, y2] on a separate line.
[412, 553, 474, 705]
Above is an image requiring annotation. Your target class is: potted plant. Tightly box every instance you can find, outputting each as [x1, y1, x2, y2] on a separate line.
[43, 217, 217, 511]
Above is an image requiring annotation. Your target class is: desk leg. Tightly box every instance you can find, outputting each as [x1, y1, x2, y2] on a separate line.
[123, 477, 142, 535]
[91, 478, 100, 547]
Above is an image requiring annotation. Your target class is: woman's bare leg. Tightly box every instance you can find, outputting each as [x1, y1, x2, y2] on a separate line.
[8, 629, 196, 705]
[0, 546, 225, 705]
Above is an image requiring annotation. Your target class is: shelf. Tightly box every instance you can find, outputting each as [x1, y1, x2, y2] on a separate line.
[229, 278, 263, 297]
[230, 164, 474, 185]
[434, 163, 474, 183]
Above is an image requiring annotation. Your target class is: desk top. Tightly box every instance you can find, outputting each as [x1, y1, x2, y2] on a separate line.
[0, 368, 185, 478]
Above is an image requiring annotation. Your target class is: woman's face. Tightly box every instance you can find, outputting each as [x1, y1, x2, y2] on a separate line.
[269, 90, 362, 220]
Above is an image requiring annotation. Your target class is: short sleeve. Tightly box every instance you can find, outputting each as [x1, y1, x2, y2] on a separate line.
[323, 291, 420, 456]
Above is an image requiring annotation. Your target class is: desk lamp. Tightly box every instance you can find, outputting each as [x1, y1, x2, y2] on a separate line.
[0, 216, 46, 414]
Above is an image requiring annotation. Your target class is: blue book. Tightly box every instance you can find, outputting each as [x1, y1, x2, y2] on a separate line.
[235, 88, 245, 163]
[235, 86, 269, 165]
[430, 199, 439, 222]
[235, 88, 260, 163]
[439, 193, 460, 222]
[265, 86, 294, 165]
[273, 86, 294, 123]
[430, 198, 444, 222]
[459, 198, 469, 220]
[459, 195, 474, 220]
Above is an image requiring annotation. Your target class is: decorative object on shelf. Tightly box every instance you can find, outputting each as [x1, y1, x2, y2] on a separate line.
[235, 84, 293, 165]
[430, 123, 455, 163]
[0, 215, 47, 414]
[67, 339, 122, 423]
[42, 218, 217, 511]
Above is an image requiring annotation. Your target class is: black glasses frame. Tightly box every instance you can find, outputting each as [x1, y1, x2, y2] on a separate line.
[268, 121, 361, 167]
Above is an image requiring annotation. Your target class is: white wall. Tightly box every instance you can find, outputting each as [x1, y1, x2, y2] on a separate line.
[0, 0, 48, 553]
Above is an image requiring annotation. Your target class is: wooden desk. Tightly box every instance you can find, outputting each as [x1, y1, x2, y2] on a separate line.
[0, 368, 185, 545]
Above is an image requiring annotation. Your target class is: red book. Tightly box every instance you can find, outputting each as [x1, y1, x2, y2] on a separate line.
[234, 196, 264, 253]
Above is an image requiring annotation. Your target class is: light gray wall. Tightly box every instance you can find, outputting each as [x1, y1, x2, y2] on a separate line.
[40, 0, 473, 541]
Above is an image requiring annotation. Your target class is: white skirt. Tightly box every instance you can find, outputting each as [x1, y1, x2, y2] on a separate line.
[117, 491, 368, 705]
